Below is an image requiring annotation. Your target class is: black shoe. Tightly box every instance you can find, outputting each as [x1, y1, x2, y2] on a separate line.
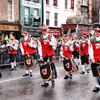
[41, 83, 49, 87]
[69, 74, 72, 79]
[81, 71, 85, 74]
[51, 80, 55, 86]
[30, 73, 33, 77]
[93, 87, 100, 92]
[10, 68, 14, 71]
[64, 75, 69, 79]
[23, 74, 29, 77]
[87, 69, 90, 73]
[0, 73, 2, 78]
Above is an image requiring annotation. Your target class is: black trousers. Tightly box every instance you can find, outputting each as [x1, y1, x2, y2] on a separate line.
[91, 63, 100, 77]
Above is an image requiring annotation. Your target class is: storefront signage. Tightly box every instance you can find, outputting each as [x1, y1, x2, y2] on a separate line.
[0, 24, 20, 31]
[23, 0, 41, 9]
[23, 26, 42, 37]
[49, 29, 61, 36]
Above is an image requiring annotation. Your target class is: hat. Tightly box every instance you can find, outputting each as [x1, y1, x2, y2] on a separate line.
[41, 25, 48, 32]
[23, 31, 29, 35]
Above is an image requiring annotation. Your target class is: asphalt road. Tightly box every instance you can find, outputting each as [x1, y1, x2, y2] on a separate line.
[0, 61, 100, 100]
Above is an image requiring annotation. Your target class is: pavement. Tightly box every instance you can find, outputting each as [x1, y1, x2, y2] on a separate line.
[0, 61, 100, 100]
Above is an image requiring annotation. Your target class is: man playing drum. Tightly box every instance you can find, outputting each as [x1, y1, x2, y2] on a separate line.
[39, 25, 57, 87]
[20, 31, 42, 77]
[89, 25, 100, 92]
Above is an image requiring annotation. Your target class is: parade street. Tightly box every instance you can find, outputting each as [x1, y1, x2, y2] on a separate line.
[0, 61, 100, 100]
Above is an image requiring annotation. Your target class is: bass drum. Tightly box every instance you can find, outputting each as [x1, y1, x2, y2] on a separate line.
[24, 55, 35, 68]
[40, 62, 52, 80]
[63, 58, 78, 73]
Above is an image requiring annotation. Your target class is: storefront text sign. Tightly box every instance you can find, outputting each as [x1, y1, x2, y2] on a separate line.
[0, 25, 20, 31]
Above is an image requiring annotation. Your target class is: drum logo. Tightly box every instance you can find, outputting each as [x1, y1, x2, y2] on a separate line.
[65, 63, 70, 68]
[26, 58, 31, 65]
[42, 68, 47, 75]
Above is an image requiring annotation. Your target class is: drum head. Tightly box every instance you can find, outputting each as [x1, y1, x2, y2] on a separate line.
[63, 59, 72, 72]
[40, 63, 52, 80]
[24, 55, 34, 68]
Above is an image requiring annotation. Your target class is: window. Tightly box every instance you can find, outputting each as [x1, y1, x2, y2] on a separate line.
[8, 0, 14, 21]
[34, 8, 40, 26]
[54, 13, 58, 26]
[24, 7, 30, 25]
[33, 0, 39, 3]
[34, 8, 39, 17]
[82, 0, 88, 5]
[25, 7, 30, 17]
[53, 0, 58, 6]
[46, 0, 50, 5]
[46, 11, 50, 25]
[65, 0, 68, 9]
[71, 0, 74, 9]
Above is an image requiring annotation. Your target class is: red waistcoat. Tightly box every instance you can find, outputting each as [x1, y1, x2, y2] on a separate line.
[62, 45, 72, 58]
[92, 40, 100, 62]
[21, 39, 37, 55]
[80, 42, 89, 56]
[40, 35, 54, 58]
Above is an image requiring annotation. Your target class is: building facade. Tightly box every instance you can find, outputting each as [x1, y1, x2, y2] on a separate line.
[43, 0, 78, 27]
[0, 0, 21, 40]
[43, 0, 92, 27]
[92, 0, 100, 23]
[20, 0, 43, 36]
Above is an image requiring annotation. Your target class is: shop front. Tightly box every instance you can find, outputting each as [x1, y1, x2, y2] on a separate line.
[0, 23, 21, 41]
[22, 26, 42, 37]
[48, 27, 62, 38]
[0, 23, 21, 67]
[62, 23, 92, 36]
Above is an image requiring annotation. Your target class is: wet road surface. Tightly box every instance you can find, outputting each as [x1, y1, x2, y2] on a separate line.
[0, 61, 100, 100]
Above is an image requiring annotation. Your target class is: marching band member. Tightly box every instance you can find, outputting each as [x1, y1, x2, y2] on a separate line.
[39, 25, 57, 87]
[60, 34, 74, 79]
[80, 33, 90, 74]
[7, 33, 19, 70]
[20, 31, 42, 77]
[89, 25, 100, 92]
[72, 34, 80, 66]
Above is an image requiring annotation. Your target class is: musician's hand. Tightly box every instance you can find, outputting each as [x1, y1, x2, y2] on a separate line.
[26, 52, 29, 55]
[90, 58, 95, 63]
[61, 55, 64, 58]
[39, 57, 43, 61]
